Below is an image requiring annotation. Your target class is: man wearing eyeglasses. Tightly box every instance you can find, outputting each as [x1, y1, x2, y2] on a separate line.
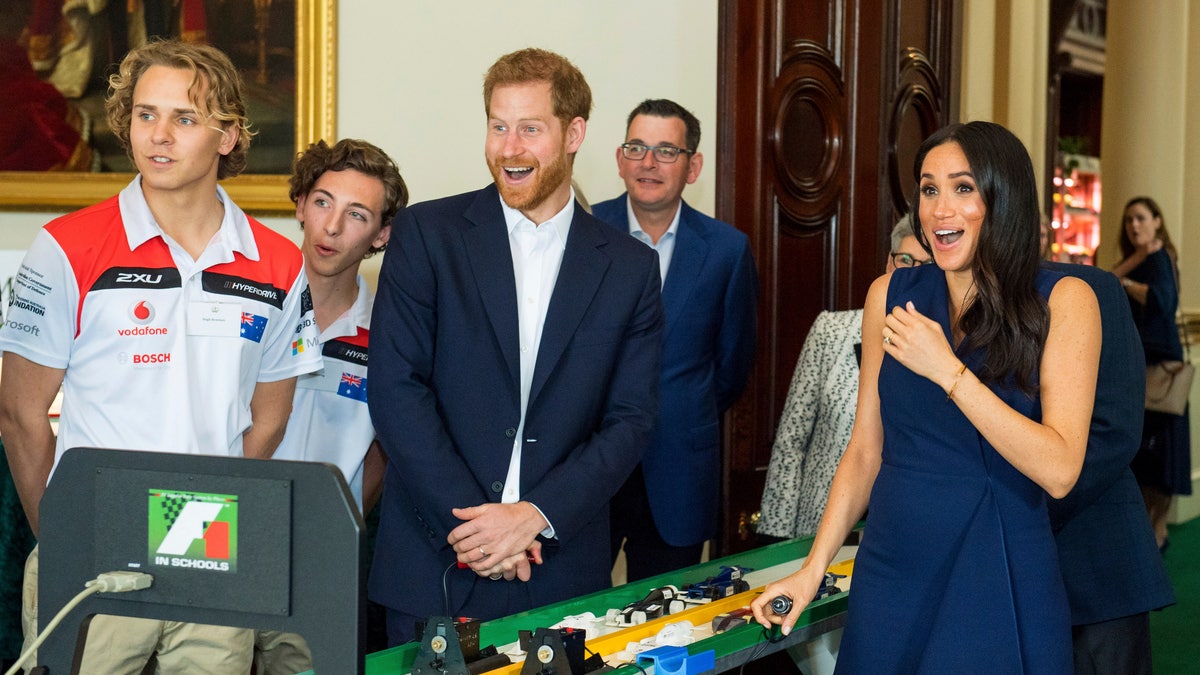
[593, 99, 758, 581]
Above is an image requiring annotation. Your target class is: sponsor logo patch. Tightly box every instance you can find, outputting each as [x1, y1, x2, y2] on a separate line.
[148, 489, 238, 573]
[4, 320, 40, 336]
[129, 300, 156, 325]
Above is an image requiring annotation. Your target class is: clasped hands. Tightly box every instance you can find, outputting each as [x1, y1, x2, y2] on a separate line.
[447, 501, 546, 582]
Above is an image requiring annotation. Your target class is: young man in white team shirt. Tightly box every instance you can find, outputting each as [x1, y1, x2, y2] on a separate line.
[254, 138, 408, 674]
[277, 138, 407, 513]
[0, 39, 322, 672]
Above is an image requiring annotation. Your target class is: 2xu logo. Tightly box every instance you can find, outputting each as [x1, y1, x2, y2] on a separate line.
[116, 273, 164, 284]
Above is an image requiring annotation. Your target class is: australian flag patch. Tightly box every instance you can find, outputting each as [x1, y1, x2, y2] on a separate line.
[240, 312, 267, 343]
[337, 373, 368, 402]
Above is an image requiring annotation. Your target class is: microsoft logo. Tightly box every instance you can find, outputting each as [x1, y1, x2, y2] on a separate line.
[148, 489, 238, 573]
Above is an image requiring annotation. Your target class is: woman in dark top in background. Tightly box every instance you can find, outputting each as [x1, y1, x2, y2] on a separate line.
[1112, 196, 1192, 550]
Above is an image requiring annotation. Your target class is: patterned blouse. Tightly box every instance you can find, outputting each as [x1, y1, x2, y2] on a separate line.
[758, 310, 862, 539]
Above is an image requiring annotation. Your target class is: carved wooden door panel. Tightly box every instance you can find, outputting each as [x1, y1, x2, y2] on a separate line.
[717, 0, 954, 555]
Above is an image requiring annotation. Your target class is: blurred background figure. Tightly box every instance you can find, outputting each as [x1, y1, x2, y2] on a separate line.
[0, 2, 94, 171]
[756, 215, 927, 542]
[1111, 196, 1192, 551]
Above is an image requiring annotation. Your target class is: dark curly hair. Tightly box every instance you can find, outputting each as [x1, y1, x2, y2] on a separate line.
[289, 139, 409, 257]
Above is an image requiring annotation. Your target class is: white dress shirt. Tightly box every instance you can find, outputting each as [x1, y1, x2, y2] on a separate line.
[499, 190, 574, 535]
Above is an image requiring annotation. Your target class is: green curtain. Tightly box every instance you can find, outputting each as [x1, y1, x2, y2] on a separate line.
[0, 440, 36, 662]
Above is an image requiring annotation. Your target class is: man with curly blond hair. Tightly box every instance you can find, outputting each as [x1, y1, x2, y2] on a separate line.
[0, 38, 321, 672]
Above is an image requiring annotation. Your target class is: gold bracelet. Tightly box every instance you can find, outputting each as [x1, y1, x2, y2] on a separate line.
[946, 363, 968, 401]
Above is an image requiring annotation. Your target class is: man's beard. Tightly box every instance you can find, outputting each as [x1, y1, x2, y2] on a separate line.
[488, 147, 572, 217]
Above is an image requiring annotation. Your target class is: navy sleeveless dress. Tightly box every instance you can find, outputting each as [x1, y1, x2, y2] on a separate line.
[835, 265, 1072, 674]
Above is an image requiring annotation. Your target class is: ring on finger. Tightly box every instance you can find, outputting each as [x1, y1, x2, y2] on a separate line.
[883, 334, 892, 346]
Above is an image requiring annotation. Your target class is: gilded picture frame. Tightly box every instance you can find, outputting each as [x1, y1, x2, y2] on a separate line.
[0, 0, 336, 215]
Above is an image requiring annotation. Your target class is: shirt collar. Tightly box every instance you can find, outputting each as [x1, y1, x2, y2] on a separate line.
[500, 187, 575, 247]
[626, 198, 682, 240]
[118, 175, 260, 260]
[321, 274, 373, 341]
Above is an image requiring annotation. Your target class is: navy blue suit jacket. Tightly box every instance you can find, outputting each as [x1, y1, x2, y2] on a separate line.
[367, 185, 664, 618]
[1046, 262, 1174, 625]
[592, 195, 757, 545]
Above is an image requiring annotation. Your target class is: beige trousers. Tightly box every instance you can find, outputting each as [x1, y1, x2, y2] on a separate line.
[21, 546, 255, 674]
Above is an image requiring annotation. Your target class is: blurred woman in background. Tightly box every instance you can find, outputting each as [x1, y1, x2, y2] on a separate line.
[1112, 196, 1192, 551]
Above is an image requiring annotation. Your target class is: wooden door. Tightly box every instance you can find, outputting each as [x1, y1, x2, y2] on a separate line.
[717, 0, 955, 555]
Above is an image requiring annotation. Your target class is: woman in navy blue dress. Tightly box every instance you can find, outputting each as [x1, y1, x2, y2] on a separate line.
[751, 121, 1101, 673]
[1112, 196, 1191, 550]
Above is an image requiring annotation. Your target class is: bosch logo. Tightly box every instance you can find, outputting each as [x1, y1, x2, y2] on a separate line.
[129, 301, 156, 325]
[120, 352, 172, 365]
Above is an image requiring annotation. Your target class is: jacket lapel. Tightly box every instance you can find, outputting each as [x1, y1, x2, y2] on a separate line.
[660, 202, 707, 337]
[462, 186, 521, 386]
[529, 208, 609, 405]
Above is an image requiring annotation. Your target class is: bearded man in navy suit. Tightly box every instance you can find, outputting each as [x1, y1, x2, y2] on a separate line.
[368, 49, 664, 645]
[593, 99, 757, 580]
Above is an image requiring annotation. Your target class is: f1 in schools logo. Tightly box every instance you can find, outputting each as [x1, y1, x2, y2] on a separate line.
[148, 489, 238, 572]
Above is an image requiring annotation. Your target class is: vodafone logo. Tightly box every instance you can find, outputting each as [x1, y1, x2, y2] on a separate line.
[129, 300, 156, 325]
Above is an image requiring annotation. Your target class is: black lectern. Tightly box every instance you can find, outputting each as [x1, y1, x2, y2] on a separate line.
[36, 447, 364, 673]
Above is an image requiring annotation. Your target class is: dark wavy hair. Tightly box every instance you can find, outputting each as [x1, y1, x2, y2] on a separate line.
[289, 139, 409, 257]
[910, 121, 1049, 395]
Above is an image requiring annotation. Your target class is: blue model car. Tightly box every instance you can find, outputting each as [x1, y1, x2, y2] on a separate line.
[683, 565, 753, 601]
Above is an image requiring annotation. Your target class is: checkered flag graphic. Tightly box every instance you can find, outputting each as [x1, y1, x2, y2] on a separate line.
[159, 494, 189, 529]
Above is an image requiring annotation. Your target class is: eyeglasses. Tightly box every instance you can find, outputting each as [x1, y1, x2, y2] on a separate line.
[890, 252, 932, 268]
[619, 142, 693, 163]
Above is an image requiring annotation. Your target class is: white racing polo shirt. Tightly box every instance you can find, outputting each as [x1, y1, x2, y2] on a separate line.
[0, 177, 322, 478]
[273, 276, 375, 510]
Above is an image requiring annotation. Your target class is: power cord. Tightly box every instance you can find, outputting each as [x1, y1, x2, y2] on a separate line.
[737, 624, 788, 674]
[441, 560, 458, 617]
[5, 571, 153, 675]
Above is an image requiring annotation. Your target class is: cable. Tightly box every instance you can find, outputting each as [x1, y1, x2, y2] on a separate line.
[5, 571, 153, 675]
[441, 560, 458, 617]
[737, 625, 788, 675]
